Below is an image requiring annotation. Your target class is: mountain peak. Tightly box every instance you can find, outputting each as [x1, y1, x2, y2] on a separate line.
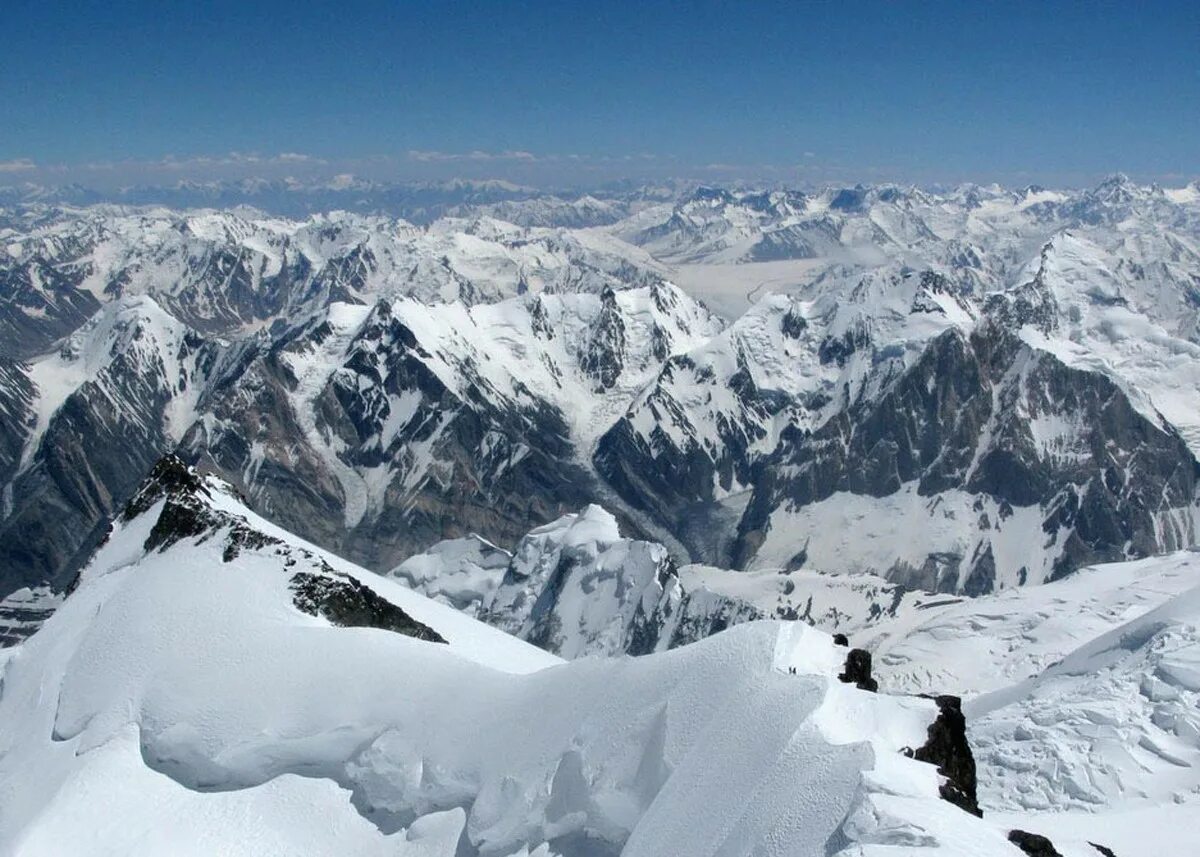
[119, 454, 210, 522]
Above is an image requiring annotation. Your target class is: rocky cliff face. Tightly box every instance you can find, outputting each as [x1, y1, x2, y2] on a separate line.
[185, 298, 599, 572]
[734, 323, 1199, 593]
[0, 298, 219, 597]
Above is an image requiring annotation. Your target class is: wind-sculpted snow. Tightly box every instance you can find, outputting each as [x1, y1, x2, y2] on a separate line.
[836, 548, 1200, 853]
[967, 572, 1200, 815]
[389, 504, 1200, 852]
[0, 461, 1024, 857]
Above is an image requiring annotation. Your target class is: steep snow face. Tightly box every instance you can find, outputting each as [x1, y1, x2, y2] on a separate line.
[0, 460, 1015, 857]
[595, 266, 977, 563]
[1017, 230, 1200, 452]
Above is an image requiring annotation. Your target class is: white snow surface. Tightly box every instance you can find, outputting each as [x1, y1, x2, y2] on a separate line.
[0, 471, 1017, 857]
[831, 548, 1200, 844]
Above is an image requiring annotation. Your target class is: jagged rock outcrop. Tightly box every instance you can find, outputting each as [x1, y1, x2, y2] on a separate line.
[0, 359, 35, 492]
[115, 454, 448, 644]
[907, 695, 981, 817]
[1007, 830, 1063, 857]
[838, 649, 878, 692]
[289, 569, 447, 642]
[578, 287, 627, 390]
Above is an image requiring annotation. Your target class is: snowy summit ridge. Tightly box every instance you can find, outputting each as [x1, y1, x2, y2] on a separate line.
[0, 456, 1035, 857]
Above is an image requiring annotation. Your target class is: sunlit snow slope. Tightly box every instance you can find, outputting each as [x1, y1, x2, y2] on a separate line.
[0, 457, 1026, 857]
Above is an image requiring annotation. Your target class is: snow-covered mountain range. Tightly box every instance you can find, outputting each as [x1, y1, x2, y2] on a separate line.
[4, 176, 1200, 647]
[2, 456, 1166, 856]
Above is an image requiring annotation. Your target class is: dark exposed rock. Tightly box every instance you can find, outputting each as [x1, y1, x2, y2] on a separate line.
[592, 348, 775, 564]
[1007, 829, 1063, 857]
[122, 454, 210, 521]
[906, 695, 981, 817]
[143, 496, 220, 554]
[780, 308, 808, 338]
[0, 318, 219, 613]
[288, 570, 447, 643]
[579, 287, 627, 390]
[1088, 843, 1118, 857]
[832, 633, 849, 647]
[817, 325, 871, 367]
[0, 261, 102, 360]
[0, 359, 36, 488]
[734, 324, 1200, 588]
[222, 526, 284, 562]
[184, 301, 599, 577]
[838, 648, 878, 692]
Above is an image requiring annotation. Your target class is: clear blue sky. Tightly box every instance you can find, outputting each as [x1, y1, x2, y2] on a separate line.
[3, 0, 1198, 186]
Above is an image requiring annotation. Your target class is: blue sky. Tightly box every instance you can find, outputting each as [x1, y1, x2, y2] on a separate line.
[3, 0, 1198, 187]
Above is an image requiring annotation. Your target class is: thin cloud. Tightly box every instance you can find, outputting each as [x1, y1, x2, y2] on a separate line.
[407, 149, 538, 163]
[75, 152, 329, 172]
[0, 158, 36, 173]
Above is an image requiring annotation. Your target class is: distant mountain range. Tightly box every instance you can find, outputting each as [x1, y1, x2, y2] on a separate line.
[3, 175, 1200, 645]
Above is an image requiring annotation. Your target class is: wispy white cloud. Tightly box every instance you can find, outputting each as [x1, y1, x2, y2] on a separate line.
[407, 149, 538, 163]
[74, 152, 329, 172]
[0, 158, 36, 173]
